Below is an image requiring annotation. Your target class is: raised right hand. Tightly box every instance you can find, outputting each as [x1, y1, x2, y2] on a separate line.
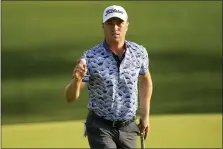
[73, 58, 87, 81]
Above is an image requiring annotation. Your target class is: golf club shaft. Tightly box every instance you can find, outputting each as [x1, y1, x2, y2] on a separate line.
[140, 133, 145, 149]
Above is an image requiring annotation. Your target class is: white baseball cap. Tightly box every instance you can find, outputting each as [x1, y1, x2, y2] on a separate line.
[102, 5, 128, 23]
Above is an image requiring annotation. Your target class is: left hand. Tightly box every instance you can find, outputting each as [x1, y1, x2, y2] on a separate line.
[138, 117, 150, 140]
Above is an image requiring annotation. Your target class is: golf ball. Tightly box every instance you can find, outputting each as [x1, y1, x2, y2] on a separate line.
[80, 58, 86, 65]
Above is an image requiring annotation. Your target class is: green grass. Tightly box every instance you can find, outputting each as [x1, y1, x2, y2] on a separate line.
[2, 1, 222, 52]
[1, 1, 222, 124]
[2, 114, 222, 148]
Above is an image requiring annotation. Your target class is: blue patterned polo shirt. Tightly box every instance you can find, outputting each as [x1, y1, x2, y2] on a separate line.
[80, 40, 149, 121]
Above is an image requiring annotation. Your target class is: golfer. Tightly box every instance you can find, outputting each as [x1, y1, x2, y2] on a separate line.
[65, 5, 153, 149]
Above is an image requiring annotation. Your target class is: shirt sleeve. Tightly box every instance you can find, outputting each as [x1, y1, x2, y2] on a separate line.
[139, 46, 149, 75]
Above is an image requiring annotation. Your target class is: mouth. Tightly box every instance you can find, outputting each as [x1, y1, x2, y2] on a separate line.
[112, 33, 120, 36]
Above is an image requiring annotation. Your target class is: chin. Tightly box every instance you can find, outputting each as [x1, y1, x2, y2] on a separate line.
[106, 36, 122, 43]
[112, 37, 121, 42]
[112, 39, 120, 44]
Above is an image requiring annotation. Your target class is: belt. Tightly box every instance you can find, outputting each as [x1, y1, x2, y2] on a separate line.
[90, 110, 135, 128]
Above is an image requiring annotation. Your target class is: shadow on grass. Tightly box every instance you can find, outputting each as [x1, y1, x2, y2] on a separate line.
[1, 45, 222, 80]
[1, 44, 222, 124]
[1, 43, 88, 81]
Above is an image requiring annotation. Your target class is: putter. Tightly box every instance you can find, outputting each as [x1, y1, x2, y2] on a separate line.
[140, 133, 145, 149]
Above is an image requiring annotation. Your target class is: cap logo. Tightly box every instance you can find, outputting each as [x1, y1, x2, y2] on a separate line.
[105, 8, 124, 17]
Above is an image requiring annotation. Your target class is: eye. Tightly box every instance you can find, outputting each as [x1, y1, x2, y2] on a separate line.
[118, 21, 125, 26]
[116, 22, 121, 25]
[105, 22, 113, 26]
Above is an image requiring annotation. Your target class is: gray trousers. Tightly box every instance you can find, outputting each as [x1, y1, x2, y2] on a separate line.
[85, 111, 140, 149]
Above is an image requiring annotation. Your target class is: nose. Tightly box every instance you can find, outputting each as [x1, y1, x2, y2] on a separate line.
[114, 24, 119, 30]
[111, 23, 120, 31]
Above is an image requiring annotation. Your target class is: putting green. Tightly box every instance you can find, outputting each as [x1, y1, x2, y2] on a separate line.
[2, 114, 222, 148]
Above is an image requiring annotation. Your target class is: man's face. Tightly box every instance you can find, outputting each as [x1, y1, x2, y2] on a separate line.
[103, 17, 129, 43]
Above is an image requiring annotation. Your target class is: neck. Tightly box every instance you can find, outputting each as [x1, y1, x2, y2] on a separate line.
[106, 39, 125, 52]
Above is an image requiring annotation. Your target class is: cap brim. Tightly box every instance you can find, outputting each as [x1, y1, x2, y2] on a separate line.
[103, 14, 127, 23]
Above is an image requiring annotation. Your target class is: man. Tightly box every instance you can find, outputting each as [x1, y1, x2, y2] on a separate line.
[64, 5, 153, 149]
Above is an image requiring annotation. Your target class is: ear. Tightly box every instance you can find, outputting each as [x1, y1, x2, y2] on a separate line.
[126, 21, 129, 31]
